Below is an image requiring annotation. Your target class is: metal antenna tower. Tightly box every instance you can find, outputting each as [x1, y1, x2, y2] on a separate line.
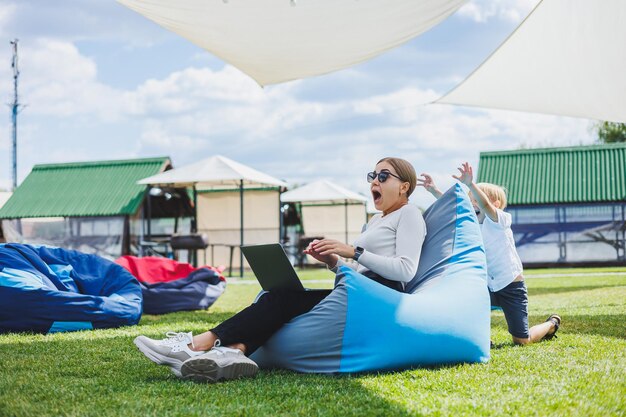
[10, 39, 21, 191]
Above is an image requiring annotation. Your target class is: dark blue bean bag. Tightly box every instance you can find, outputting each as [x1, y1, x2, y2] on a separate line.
[140, 268, 226, 315]
[115, 256, 227, 315]
[0, 244, 142, 334]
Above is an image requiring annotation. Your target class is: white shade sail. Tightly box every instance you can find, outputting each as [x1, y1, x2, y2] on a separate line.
[281, 180, 367, 204]
[138, 155, 287, 189]
[118, 0, 467, 86]
[438, 0, 626, 123]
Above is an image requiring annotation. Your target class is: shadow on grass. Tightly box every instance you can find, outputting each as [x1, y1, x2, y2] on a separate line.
[491, 313, 626, 340]
[139, 311, 237, 327]
[0, 336, 417, 416]
[490, 342, 511, 350]
[551, 313, 626, 340]
[173, 369, 417, 416]
[527, 284, 625, 297]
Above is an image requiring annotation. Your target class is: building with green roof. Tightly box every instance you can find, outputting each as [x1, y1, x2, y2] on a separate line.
[478, 143, 626, 266]
[0, 157, 193, 259]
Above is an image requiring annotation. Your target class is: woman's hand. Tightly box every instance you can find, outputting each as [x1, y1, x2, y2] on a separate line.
[303, 239, 339, 268]
[304, 239, 356, 268]
[311, 239, 355, 258]
[452, 162, 474, 187]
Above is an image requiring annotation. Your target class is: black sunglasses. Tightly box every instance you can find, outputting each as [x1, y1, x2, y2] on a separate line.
[367, 170, 402, 183]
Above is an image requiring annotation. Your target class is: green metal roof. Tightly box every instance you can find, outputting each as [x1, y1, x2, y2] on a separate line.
[0, 157, 170, 219]
[477, 143, 626, 205]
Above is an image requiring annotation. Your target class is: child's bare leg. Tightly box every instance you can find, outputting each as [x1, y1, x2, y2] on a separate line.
[529, 321, 556, 343]
[529, 320, 557, 342]
[512, 320, 557, 345]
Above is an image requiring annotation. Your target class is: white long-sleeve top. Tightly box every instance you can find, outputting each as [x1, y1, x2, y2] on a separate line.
[332, 204, 426, 283]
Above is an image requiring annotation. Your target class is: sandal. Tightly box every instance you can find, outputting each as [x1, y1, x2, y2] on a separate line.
[542, 314, 561, 340]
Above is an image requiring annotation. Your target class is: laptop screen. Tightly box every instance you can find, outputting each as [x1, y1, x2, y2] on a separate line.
[241, 244, 304, 291]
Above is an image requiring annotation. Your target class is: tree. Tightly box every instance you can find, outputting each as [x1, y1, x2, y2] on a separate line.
[595, 121, 626, 143]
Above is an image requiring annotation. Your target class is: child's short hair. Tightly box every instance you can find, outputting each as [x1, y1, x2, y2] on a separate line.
[476, 183, 508, 209]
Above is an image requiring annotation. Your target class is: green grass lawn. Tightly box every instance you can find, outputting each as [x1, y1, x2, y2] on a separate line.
[1, 268, 625, 416]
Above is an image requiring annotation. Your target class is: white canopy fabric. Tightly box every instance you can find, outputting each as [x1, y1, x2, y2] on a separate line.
[299, 203, 366, 247]
[281, 180, 367, 204]
[118, 0, 467, 86]
[438, 0, 626, 123]
[138, 155, 287, 189]
[281, 180, 367, 245]
[196, 189, 281, 272]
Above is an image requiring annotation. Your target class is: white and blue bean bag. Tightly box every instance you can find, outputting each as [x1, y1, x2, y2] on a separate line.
[251, 184, 490, 372]
[0, 244, 142, 334]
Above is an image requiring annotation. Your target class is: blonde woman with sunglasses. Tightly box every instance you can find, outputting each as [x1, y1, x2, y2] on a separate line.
[134, 157, 426, 383]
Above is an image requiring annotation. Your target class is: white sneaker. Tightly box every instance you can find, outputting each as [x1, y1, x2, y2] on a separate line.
[180, 346, 259, 383]
[134, 332, 206, 377]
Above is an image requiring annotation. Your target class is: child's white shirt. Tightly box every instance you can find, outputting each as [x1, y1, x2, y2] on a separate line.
[480, 208, 523, 292]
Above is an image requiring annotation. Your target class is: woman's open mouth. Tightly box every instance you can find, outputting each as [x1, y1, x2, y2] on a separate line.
[372, 190, 382, 203]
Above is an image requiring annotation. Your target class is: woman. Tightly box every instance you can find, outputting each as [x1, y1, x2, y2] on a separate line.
[135, 157, 426, 382]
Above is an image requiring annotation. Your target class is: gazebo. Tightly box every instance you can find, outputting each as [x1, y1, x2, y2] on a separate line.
[0, 157, 190, 258]
[281, 180, 368, 246]
[138, 155, 287, 276]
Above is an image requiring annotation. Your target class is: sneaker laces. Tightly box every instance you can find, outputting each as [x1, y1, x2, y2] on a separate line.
[162, 331, 192, 346]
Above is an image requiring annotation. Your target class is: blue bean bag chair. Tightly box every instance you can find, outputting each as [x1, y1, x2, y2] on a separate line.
[250, 184, 490, 372]
[140, 268, 226, 315]
[0, 244, 142, 334]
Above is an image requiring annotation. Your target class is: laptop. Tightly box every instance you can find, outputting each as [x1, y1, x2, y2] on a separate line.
[240, 243, 305, 291]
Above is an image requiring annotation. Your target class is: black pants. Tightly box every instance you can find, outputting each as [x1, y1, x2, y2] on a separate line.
[211, 289, 332, 355]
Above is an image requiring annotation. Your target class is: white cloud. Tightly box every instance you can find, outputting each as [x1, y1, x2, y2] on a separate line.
[125, 66, 270, 117]
[4, 39, 124, 121]
[0, 123, 9, 151]
[139, 119, 207, 151]
[0, 122, 11, 188]
[120, 65, 593, 184]
[458, 0, 540, 23]
[0, 3, 17, 37]
[0, 33, 596, 208]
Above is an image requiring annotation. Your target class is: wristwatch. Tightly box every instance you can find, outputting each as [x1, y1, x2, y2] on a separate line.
[353, 246, 364, 262]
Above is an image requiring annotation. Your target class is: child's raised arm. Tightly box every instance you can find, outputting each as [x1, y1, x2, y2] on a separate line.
[417, 173, 444, 199]
[452, 162, 498, 222]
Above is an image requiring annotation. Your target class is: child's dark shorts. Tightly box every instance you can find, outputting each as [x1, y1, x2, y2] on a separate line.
[489, 280, 529, 339]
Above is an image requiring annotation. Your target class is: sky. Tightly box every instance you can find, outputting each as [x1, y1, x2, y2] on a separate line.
[0, 0, 596, 209]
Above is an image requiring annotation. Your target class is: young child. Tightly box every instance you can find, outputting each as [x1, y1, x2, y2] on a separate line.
[418, 162, 561, 346]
